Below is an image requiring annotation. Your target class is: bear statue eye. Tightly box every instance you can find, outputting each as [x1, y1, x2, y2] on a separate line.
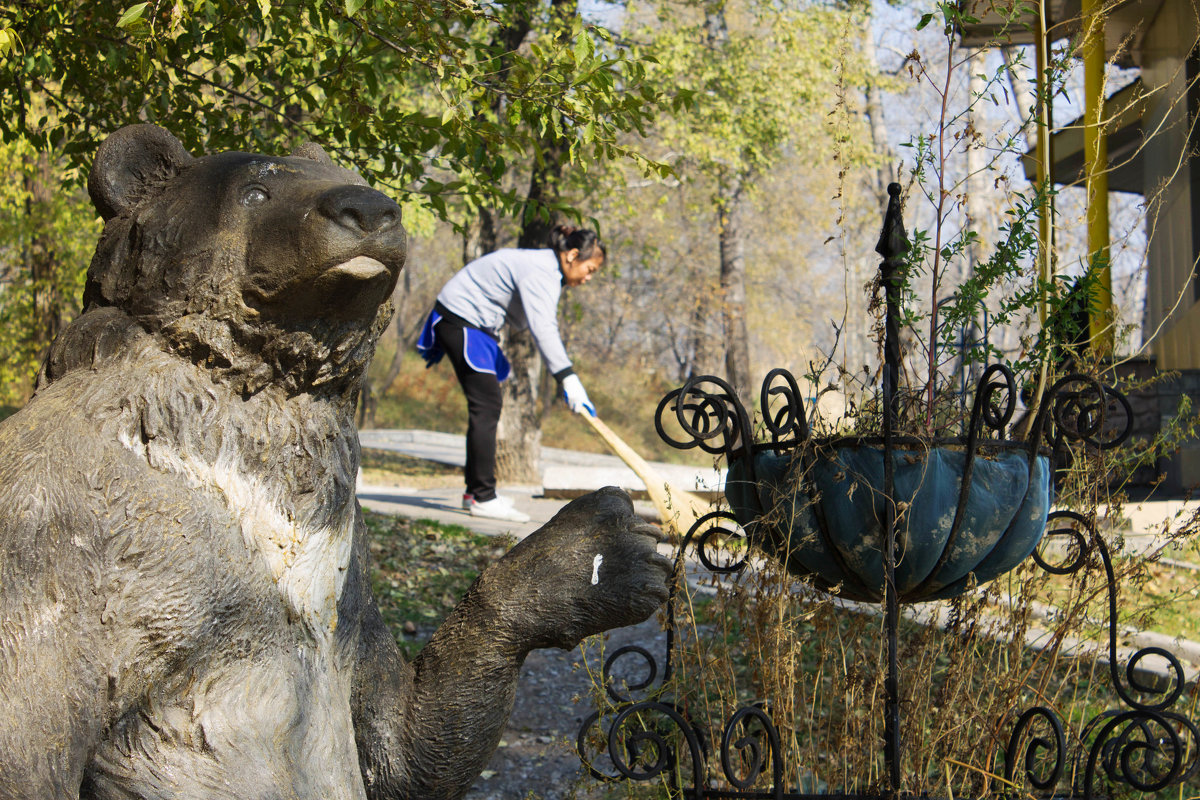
[242, 187, 269, 207]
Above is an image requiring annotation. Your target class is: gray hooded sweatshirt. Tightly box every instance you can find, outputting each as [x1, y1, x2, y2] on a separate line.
[436, 248, 573, 377]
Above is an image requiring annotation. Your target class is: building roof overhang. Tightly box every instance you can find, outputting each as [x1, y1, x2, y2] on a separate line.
[1020, 77, 1148, 193]
[957, 0, 1167, 68]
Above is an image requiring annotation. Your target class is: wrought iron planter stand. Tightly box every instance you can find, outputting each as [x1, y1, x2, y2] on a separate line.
[575, 186, 1198, 799]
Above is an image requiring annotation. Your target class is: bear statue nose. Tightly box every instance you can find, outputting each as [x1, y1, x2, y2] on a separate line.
[318, 185, 401, 235]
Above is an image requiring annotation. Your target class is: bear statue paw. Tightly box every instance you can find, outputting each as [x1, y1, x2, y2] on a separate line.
[484, 487, 674, 652]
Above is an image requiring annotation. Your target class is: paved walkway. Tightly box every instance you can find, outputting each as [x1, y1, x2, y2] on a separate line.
[356, 428, 1198, 555]
[356, 482, 575, 538]
[356, 428, 723, 537]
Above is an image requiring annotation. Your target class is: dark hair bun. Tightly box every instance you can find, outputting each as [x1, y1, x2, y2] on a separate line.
[549, 224, 606, 262]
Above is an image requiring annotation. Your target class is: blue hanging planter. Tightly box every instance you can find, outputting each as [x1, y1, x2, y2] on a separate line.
[724, 442, 1052, 603]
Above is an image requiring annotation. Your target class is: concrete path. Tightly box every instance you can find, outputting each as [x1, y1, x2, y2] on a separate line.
[357, 428, 1197, 553]
[356, 428, 724, 538]
[357, 481, 573, 539]
[358, 428, 725, 497]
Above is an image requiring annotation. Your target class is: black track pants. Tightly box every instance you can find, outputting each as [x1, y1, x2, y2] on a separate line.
[434, 319, 503, 502]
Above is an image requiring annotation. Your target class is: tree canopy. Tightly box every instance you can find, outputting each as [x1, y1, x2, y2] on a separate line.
[1, 0, 671, 218]
[0, 0, 679, 402]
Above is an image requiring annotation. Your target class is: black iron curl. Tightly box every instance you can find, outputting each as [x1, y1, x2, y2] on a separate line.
[972, 363, 1017, 438]
[1004, 706, 1066, 793]
[653, 375, 753, 459]
[759, 368, 809, 448]
[1080, 710, 1195, 799]
[575, 700, 708, 793]
[1029, 374, 1133, 453]
[687, 510, 752, 575]
[655, 388, 721, 454]
[602, 645, 660, 704]
[720, 705, 785, 796]
[1032, 510, 1092, 575]
[1118, 647, 1187, 711]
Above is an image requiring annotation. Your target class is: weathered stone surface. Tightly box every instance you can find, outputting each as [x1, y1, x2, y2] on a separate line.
[0, 124, 671, 800]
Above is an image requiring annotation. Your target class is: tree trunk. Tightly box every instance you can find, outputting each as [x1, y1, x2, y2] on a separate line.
[463, 207, 500, 264]
[495, 0, 576, 484]
[700, 0, 753, 406]
[861, 24, 895, 197]
[26, 151, 63, 390]
[495, 326, 543, 483]
[684, 287, 721, 381]
[717, 179, 754, 406]
[494, 157, 563, 483]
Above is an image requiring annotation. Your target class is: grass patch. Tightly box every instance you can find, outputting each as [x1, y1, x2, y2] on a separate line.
[1026, 551, 1200, 642]
[364, 509, 512, 659]
[1136, 561, 1200, 639]
[361, 447, 460, 478]
[359, 446, 462, 490]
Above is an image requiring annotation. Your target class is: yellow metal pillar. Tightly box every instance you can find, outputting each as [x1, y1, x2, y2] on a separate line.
[1082, 0, 1113, 353]
[1035, 0, 1052, 328]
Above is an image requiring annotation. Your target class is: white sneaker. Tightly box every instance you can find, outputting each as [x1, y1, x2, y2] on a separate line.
[468, 496, 531, 523]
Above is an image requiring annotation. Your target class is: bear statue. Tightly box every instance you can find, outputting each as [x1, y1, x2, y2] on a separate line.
[0, 124, 673, 800]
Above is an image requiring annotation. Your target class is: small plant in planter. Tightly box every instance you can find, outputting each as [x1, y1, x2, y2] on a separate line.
[657, 181, 1131, 605]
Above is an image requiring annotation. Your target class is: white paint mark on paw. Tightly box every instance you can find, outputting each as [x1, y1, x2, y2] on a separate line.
[591, 554, 603, 585]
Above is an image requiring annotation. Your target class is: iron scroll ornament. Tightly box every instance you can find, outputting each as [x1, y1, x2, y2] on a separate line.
[1005, 511, 1200, 799]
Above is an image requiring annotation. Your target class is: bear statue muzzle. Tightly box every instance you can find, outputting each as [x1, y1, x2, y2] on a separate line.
[318, 185, 402, 288]
[318, 184, 401, 237]
[242, 177, 407, 323]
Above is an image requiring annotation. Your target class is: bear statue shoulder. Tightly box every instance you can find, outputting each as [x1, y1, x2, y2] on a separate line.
[0, 125, 671, 800]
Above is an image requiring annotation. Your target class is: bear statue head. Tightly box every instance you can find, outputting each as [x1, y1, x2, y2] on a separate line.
[43, 124, 407, 397]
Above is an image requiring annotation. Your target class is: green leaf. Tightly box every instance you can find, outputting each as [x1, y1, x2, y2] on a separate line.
[916, 13, 934, 30]
[344, 0, 367, 15]
[573, 32, 592, 65]
[116, 3, 150, 29]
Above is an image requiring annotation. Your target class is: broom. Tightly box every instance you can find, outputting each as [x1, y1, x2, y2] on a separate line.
[581, 413, 711, 539]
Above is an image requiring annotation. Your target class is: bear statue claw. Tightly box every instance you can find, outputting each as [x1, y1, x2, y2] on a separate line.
[479, 486, 674, 653]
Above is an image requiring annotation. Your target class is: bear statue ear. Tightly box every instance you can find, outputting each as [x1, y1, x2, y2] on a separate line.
[88, 124, 193, 221]
[292, 141, 334, 165]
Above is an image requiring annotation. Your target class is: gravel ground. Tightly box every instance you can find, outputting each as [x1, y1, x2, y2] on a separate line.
[464, 618, 668, 800]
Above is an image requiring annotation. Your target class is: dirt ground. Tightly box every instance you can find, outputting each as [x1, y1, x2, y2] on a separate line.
[464, 617, 668, 800]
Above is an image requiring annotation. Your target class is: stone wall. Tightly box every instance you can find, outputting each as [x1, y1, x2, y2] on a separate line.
[1113, 359, 1200, 495]
[1159, 366, 1200, 494]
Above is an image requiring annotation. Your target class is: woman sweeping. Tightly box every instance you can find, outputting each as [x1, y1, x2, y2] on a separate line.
[417, 225, 604, 522]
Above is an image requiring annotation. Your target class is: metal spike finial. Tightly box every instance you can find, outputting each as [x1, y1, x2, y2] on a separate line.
[875, 182, 910, 262]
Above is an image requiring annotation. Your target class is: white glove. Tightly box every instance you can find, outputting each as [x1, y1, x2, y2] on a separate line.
[561, 374, 596, 417]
